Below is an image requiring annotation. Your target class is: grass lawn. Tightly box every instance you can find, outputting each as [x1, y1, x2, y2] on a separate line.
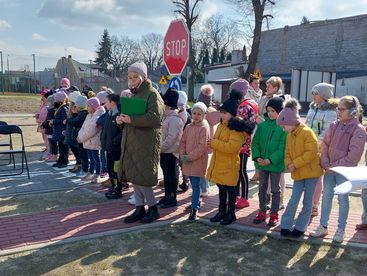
[0, 222, 366, 276]
[0, 92, 41, 114]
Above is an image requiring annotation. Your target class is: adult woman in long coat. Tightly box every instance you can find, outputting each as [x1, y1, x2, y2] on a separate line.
[117, 62, 164, 224]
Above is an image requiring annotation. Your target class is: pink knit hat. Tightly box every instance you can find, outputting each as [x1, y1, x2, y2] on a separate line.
[276, 98, 301, 126]
[60, 78, 70, 88]
[229, 79, 249, 97]
[87, 97, 100, 110]
[54, 91, 67, 103]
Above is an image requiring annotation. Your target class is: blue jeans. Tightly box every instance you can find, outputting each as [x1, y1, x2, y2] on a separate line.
[200, 177, 209, 193]
[320, 172, 349, 230]
[362, 188, 367, 224]
[190, 176, 201, 209]
[100, 150, 107, 172]
[87, 149, 100, 175]
[281, 177, 318, 232]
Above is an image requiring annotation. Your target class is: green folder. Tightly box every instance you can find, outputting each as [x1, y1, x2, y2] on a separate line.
[120, 97, 147, 116]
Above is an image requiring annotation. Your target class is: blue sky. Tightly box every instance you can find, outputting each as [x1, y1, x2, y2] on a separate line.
[1, 0, 367, 70]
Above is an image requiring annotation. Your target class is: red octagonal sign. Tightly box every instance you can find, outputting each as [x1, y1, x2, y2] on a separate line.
[164, 19, 190, 76]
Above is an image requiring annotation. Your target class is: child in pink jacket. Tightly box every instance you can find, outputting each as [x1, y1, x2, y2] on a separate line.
[36, 89, 50, 159]
[179, 102, 210, 221]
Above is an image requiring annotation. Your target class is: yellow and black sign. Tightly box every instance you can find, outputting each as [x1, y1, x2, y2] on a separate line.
[255, 68, 263, 81]
[159, 75, 168, 85]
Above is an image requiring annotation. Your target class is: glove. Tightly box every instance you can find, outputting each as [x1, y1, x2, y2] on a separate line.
[180, 155, 191, 163]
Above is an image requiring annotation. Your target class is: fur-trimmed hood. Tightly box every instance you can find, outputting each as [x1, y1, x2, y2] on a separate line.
[309, 100, 338, 111]
[227, 117, 255, 134]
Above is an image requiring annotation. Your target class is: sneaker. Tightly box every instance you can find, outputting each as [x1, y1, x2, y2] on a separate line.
[177, 182, 189, 192]
[100, 172, 109, 178]
[333, 228, 345, 243]
[52, 162, 60, 167]
[253, 211, 266, 224]
[105, 190, 122, 200]
[310, 224, 328, 238]
[57, 163, 67, 169]
[188, 208, 198, 222]
[200, 192, 208, 198]
[69, 165, 81, 173]
[185, 201, 201, 211]
[160, 197, 178, 209]
[75, 171, 88, 178]
[267, 213, 279, 227]
[45, 155, 58, 162]
[81, 173, 95, 182]
[235, 198, 250, 209]
[91, 175, 102, 184]
[121, 182, 129, 190]
[311, 207, 319, 217]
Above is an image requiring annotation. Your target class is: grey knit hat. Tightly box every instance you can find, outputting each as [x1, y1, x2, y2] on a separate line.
[47, 94, 55, 106]
[97, 91, 108, 104]
[192, 102, 207, 114]
[312, 82, 334, 100]
[75, 95, 88, 108]
[128, 62, 147, 78]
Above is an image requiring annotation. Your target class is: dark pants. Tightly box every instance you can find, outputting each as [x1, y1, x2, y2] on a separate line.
[160, 153, 178, 198]
[48, 138, 58, 155]
[236, 153, 249, 199]
[258, 170, 281, 213]
[57, 141, 69, 165]
[78, 143, 88, 172]
[106, 150, 121, 186]
[218, 184, 236, 212]
[70, 145, 81, 165]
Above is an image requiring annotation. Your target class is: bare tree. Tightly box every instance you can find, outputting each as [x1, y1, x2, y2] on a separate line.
[110, 36, 138, 78]
[228, 0, 275, 79]
[203, 14, 240, 62]
[172, 0, 203, 100]
[139, 33, 163, 76]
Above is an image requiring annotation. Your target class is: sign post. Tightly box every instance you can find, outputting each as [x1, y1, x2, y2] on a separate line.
[164, 19, 190, 76]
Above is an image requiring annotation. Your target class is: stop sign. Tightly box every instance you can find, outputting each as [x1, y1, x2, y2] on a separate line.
[164, 19, 190, 76]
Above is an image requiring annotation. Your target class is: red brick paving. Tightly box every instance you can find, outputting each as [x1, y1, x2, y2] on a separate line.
[0, 185, 366, 252]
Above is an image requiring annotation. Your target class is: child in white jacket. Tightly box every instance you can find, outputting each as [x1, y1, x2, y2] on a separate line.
[77, 97, 105, 183]
[158, 88, 185, 209]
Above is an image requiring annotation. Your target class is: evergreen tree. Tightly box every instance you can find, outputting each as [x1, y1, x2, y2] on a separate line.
[219, 47, 226, 63]
[202, 49, 210, 67]
[95, 29, 112, 74]
[211, 48, 218, 64]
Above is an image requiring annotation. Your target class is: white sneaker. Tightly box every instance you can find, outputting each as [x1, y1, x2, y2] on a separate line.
[333, 228, 345, 243]
[310, 224, 328, 237]
[92, 175, 102, 184]
[82, 173, 95, 181]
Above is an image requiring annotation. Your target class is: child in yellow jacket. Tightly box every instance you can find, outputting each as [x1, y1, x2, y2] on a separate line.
[277, 98, 324, 238]
[207, 98, 251, 225]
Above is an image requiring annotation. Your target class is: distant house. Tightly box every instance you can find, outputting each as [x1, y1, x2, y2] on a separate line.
[54, 56, 127, 93]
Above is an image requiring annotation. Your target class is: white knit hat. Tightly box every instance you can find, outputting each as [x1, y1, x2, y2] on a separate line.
[192, 102, 208, 114]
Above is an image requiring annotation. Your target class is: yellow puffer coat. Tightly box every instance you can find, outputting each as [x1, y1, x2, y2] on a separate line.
[285, 123, 324, 181]
[206, 120, 248, 186]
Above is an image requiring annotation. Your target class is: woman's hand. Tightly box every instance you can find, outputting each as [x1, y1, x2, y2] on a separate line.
[116, 115, 131, 124]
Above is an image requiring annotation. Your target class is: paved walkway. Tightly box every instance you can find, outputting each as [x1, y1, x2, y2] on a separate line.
[0, 182, 366, 255]
[0, 150, 366, 255]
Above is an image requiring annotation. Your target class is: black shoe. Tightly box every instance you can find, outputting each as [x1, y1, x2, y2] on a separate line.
[57, 163, 67, 169]
[141, 205, 160, 224]
[124, 206, 146, 223]
[188, 208, 197, 222]
[158, 196, 169, 206]
[185, 201, 201, 211]
[105, 190, 122, 200]
[69, 165, 81, 173]
[220, 212, 236, 225]
[177, 182, 189, 193]
[291, 229, 304, 238]
[160, 197, 177, 209]
[280, 228, 292, 237]
[210, 211, 226, 223]
[52, 162, 60, 167]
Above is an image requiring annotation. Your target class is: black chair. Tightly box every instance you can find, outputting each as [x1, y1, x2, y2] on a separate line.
[0, 125, 30, 179]
[0, 121, 13, 166]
